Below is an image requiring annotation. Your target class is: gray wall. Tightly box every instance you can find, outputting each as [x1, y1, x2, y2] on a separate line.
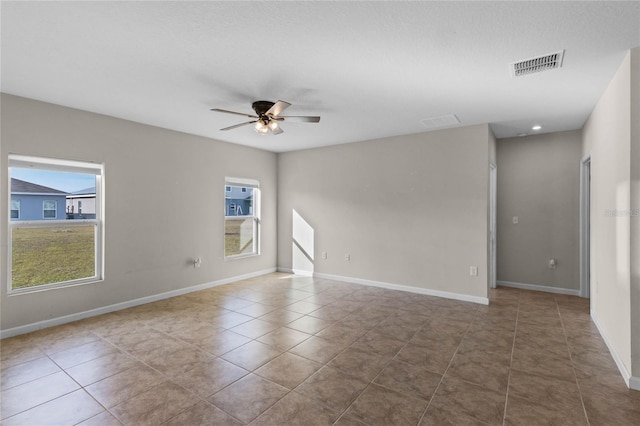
[277, 124, 492, 300]
[497, 131, 581, 292]
[1, 94, 277, 332]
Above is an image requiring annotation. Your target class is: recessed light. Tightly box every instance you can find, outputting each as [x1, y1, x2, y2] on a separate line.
[532, 125, 542, 131]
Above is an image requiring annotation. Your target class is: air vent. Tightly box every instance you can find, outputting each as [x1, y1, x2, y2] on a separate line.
[420, 114, 460, 129]
[510, 50, 564, 77]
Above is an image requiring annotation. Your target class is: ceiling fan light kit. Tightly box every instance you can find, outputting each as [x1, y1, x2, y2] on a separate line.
[211, 100, 320, 136]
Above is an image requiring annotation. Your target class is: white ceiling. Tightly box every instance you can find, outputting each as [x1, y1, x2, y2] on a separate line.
[2, 1, 639, 153]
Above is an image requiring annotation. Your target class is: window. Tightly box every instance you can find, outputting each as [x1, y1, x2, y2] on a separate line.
[10, 199, 20, 219]
[78, 200, 83, 214]
[225, 178, 260, 258]
[8, 155, 104, 293]
[43, 200, 57, 219]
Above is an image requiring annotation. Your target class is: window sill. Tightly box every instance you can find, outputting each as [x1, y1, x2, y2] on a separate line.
[8, 277, 104, 296]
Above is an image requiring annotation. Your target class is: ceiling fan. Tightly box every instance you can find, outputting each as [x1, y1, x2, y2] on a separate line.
[211, 100, 320, 135]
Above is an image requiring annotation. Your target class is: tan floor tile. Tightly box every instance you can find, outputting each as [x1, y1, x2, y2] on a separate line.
[142, 346, 214, 377]
[234, 302, 278, 318]
[209, 374, 288, 423]
[505, 395, 588, 426]
[327, 346, 392, 382]
[289, 336, 348, 364]
[163, 400, 242, 426]
[196, 329, 252, 356]
[48, 339, 118, 369]
[315, 323, 368, 345]
[254, 352, 322, 389]
[65, 350, 141, 386]
[77, 410, 123, 426]
[284, 300, 322, 315]
[428, 376, 506, 425]
[251, 391, 339, 426]
[229, 318, 281, 339]
[297, 366, 368, 412]
[1, 371, 79, 419]
[446, 351, 510, 393]
[420, 403, 492, 426]
[346, 383, 429, 425]
[511, 347, 575, 382]
[307, 305, 351, 321]
[2, 389, 104, 426]
[85, 365, 165, 408]
[0, 356, 60, 391]
[257, 326, 312, 351]
[351, 330, 405, 357]
[1, 277, 634, 426]
[0, 341, 46, 369]
[374, 360, 442, 400]
[258, 308, 304, 325]
[395, 342, 454, 375]
[220, 340, 283, 371]
[172, 357, 248, 398]
[111, 381, 197, 426]
[509, 368, 584, 411]
[286, 315, 334, 334]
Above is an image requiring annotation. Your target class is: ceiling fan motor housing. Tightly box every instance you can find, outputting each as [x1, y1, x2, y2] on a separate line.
[252, 101, 275, 117]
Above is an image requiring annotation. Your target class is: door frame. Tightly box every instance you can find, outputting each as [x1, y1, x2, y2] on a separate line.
[489, 163, 497, 289]
[580, 156, 591, 298]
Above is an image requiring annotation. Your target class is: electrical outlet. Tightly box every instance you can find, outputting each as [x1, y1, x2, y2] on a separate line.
[322, 251, 327, 259]
[469, 266, 478, 276]
[194, 257, 202, 268]
[345, 254, 351, 261]
[512, 216, 519, 224]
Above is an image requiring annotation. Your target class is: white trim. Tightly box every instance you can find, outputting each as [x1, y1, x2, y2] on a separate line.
[579, 156, 591, 298]
[590, 311, 639, 390]
[489, 163, 497, 290]
[0, 268, 276, 339]
[313, 272, 489, 305]
[497, 280, 581, 296]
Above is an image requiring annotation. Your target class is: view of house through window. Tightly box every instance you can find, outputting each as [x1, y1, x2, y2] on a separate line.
[8, 155, 103, 292]
[224, 178, 260, 258]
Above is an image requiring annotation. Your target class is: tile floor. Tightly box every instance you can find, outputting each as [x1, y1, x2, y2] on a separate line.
[2, 273, 640, 425]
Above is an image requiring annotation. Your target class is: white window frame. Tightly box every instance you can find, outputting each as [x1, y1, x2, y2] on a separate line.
[8, 155, 104, 294]
[224, 177, 260, 259]
[43, 200, 57, 219]
[10, 199, 20, 220]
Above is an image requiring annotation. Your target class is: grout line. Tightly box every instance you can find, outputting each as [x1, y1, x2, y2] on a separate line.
[557, 297, 592, 426]
[502, 290, 521, 426]
[415, 306, 477, 425]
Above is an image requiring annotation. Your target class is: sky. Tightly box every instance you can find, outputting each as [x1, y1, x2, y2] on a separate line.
[10, 168, 95, 193]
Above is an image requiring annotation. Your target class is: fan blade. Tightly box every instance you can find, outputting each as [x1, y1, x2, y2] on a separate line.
[220, 121, 257, 131]
[211, 108, 257, 119]
[280, 115, 321, 123]
[266, 100, 291, 117]
[272, 126, 284, 135]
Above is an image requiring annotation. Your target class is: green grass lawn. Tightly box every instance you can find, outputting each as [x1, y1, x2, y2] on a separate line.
[11, 226, 95, 289]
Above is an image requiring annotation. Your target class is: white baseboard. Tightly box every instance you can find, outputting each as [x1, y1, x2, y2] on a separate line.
[590, 311, 640, 390]
[0, 268, 277, 339]
[497, 280, 581, 296]
[313, 272, 489, 305]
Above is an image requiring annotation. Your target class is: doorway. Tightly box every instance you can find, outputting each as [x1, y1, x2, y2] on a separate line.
[580, 157, 591, 298]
